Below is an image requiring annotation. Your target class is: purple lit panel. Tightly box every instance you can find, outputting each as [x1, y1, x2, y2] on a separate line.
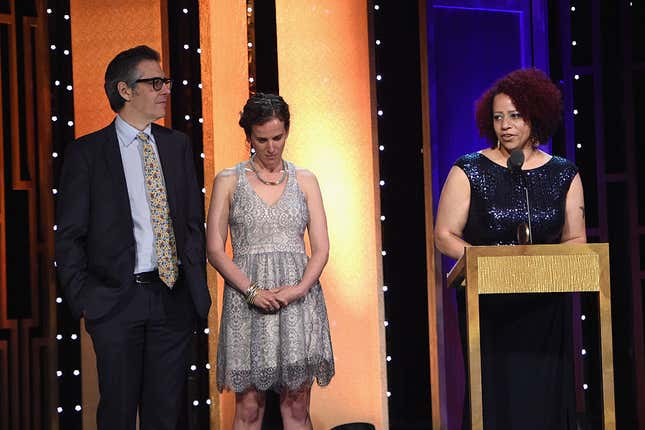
[430, 5, 524, 199]
[426, 0, 551, 210]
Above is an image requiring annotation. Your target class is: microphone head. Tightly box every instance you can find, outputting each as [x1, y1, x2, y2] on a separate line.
[507, 149, 525, 170]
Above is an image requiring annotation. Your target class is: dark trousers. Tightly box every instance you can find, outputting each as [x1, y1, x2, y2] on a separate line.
[85, 277, 195, 430]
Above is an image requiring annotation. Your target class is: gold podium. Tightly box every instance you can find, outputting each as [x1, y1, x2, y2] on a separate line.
[447, 243, 615, 430]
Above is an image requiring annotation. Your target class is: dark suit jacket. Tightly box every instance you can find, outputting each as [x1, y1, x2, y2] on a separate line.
[55, 121, 211, 321]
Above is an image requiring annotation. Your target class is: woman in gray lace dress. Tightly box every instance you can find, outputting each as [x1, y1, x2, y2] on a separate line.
[206, 93, 335, 429]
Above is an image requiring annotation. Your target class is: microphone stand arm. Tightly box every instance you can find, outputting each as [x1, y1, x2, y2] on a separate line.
[523, 185, 533, 244]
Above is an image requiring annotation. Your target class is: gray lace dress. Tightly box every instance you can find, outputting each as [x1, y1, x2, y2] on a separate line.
[216, 161, 335, 393]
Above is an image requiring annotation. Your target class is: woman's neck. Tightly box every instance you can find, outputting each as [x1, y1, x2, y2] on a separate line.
[499, 145, 538, 165]
[250, 155, 284, 173]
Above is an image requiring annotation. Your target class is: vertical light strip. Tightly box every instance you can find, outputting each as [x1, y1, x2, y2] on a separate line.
[246, 0, 256, 94]
[275, 1, 387, 428]
[198, 0, 249, 428]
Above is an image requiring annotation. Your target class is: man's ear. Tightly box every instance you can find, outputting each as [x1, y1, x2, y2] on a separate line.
[117, 81, 132, 102]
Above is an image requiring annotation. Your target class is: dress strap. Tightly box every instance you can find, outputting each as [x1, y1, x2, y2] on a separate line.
[285, 161, 298, 190]
[236, 161, 249, 186]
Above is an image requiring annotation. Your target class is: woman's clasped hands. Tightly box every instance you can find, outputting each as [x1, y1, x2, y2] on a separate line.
[251, 285, 306, 313]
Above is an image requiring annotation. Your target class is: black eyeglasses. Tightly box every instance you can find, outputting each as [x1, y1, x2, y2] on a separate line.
[132, 77, 173, 91]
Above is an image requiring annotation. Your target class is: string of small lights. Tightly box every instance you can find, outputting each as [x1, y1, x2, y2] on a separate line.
[371, 5, 434, 421]
[166, 1, 210, 427]
[246, 0, 257, 96]
[371, 6, 434, 425]
[246, 0, 257, 161]
[568, 0, 589, 404]
[371, 0, 392, 403]
[46, 0, 83, 427]
[565, 0, 605, 421]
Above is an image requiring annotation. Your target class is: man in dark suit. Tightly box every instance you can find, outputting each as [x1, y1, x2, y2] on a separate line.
[55, 45, 210, 430]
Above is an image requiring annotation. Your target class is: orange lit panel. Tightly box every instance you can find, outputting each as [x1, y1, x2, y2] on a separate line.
[70, 0, 164, 138]
[276, 1, 388, 428]
[198, 0, 249, 428]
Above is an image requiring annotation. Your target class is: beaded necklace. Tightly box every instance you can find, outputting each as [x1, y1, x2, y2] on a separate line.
[247, 155, 288, 185]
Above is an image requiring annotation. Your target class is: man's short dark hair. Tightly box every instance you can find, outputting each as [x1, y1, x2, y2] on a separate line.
[104, 45, 160, 112]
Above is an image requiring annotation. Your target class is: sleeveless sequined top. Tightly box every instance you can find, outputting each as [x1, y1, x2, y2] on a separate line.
[455, 152, 578, 246]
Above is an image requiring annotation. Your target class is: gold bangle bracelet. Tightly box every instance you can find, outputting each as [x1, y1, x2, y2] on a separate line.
[245, 281, 260, 304]
[248, 289, 259, 305]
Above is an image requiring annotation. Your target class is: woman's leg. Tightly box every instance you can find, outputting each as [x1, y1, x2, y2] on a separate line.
[234, 388, 266, 430]
[280, 384, 313, 430]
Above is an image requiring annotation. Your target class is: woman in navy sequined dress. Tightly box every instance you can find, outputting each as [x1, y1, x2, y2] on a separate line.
[435, 69, 587, 429]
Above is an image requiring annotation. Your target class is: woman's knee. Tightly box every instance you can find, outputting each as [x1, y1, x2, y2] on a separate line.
[236, 391, 265, 423]
[280, 389, 311, 422]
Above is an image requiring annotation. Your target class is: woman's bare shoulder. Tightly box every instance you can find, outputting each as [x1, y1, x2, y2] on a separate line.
[212, 166, 240, 191]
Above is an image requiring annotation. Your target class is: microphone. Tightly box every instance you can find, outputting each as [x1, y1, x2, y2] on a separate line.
[507, 148, 525, 170]
[507, 149, 533, 244]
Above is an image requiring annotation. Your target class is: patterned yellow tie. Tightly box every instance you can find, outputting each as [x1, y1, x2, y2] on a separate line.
[137, 132, 178, 287]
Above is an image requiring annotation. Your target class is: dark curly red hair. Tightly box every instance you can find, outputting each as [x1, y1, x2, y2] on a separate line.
[475, 68, 562, 148]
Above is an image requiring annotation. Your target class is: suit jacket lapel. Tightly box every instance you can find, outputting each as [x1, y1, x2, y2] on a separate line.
[103, 122, 134, 231]
[152, 126, 178, 215]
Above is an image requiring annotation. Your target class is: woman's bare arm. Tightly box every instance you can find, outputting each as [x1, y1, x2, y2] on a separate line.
[434, 166, 472, 259]
[206, 169, 281, 310]
[560, 173, 587, 243]
[275, 169, 329, 306]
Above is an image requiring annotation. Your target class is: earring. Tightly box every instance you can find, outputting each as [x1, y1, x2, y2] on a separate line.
[497, 140, 501, 150]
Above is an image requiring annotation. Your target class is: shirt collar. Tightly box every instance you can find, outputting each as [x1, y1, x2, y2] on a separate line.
[115, 115, 153, 147]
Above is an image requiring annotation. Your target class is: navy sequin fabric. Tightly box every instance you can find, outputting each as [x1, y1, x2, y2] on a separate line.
[455, 152, 578, 245]
[454, 152, 579, 430]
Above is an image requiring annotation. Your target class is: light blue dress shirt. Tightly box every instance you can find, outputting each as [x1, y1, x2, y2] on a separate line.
[114, 115, 162, 274]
